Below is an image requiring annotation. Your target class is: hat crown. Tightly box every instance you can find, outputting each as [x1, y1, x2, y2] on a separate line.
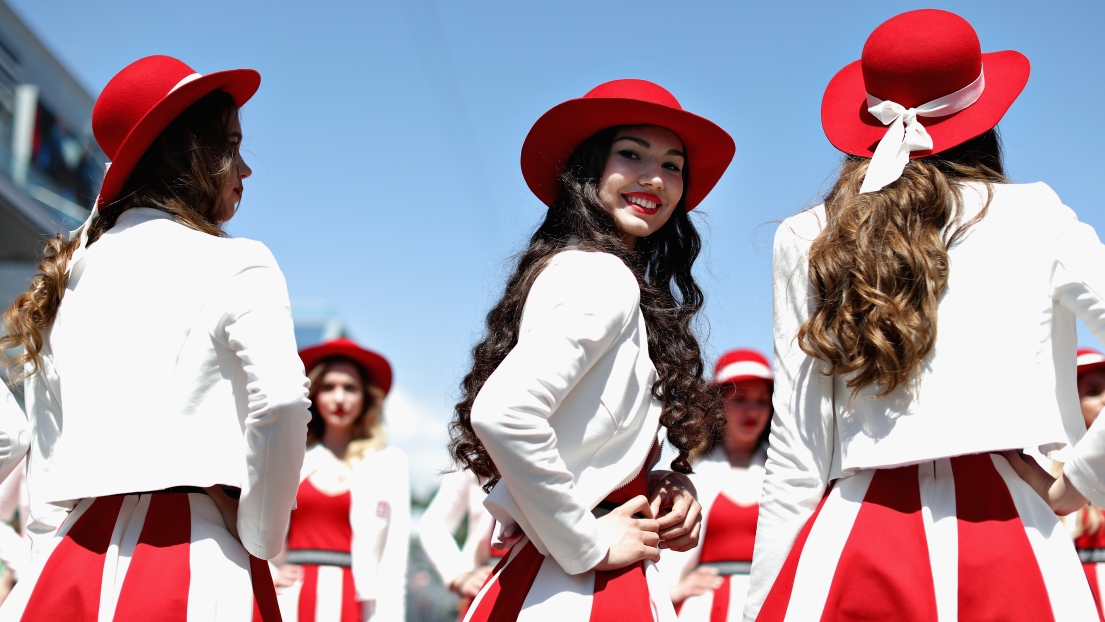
[714, 348, 771, 375]
[582, 79, 683, 110]
[861, 9, 982, 109]
[92, 55, 199, 159]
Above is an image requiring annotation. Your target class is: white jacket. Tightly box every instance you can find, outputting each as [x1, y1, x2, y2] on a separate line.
[22, 207, 310, 560]
[471, 249, 662, 576]
[747, 182, 1105, 617]
[418, 468, 495, 588]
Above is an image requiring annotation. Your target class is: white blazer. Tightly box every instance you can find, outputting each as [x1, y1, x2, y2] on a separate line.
[21, 208, 311, 560]
[471, 249, 662, 576]
[418, 468, 495, 588]
[748, 182, 1105, 617]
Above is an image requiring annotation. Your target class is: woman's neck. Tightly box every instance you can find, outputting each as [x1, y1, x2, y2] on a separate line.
[322, 427, 354, 460]
[725, 443, 758, 469]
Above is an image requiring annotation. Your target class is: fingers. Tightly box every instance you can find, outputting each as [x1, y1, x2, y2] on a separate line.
[661, 520, 701, 552]
[618, 495, 656, 521]
[1000, 451, 1053, 498]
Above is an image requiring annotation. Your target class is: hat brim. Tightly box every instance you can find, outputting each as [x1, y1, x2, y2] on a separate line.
[97, 68, 261, 209]
[821, 50, 1029, 158]
[521, 98, 735, 210]
[1079, 360, 1105, 379]
[714, 374, 774, 387]
[299, 342, 393, 396]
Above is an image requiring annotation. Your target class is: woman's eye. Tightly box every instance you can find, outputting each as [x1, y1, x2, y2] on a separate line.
[663, 161, 682, 172]
[618, 149, 639, 160]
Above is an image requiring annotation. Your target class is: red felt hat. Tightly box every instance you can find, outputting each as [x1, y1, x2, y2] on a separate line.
[821, 9, 1029, 159]
[521, 79, 735, 211]
[1078, 348, 1105, 378]
[92, 55, 260, 210]
[299, 338, 393, 396]
[714, 348, 773, 386]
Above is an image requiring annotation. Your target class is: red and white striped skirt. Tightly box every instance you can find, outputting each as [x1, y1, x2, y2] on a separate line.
[758, 453, 1097, 621]
[676, 567, 749, 621]
[276, 562, 359, 622]
[1079, 557, 1105, 621]
[0, 492, 279, 621]
[462, 538, 677, 622]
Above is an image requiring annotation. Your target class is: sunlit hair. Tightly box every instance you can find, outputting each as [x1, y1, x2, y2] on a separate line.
[449, 126, 726, 492]
[797, 129, 1006, 398]
[306, 357, 387, 462]
[2, 90, 241, 383]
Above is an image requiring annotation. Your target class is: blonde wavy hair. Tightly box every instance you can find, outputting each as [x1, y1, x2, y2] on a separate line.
[797, 130, 1007, 398]
[306, 358, 387, 463]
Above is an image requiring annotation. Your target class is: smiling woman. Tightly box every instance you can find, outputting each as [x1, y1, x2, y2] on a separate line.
[448, 79, 735, 621]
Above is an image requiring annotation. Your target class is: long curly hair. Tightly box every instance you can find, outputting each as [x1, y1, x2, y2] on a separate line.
[449, 127, 726, 492]
[305, 357, 388, 462]
[2, 90, 240, 383]
[797, 129, 1007, 398]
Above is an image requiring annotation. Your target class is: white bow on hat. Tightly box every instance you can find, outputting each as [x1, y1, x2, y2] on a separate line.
[859, 70, 986, 194]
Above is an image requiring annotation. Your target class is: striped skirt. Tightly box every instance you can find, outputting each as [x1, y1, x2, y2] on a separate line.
[276, 558, 360, 622]
[758, 453, 1098, 621]
[677, 563, 750, 621]
[463, 538, 677, 622]
[0, 492, 279, 621]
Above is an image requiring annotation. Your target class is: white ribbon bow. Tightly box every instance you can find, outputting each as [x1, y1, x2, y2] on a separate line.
[65, 162, 109, 277]
[859, 69, 986, 194]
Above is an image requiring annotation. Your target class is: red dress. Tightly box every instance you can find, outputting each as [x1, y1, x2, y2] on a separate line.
[1074, 507, 1105, 622]
[280, 478, 360, 622]
[676, 494, 758, 621]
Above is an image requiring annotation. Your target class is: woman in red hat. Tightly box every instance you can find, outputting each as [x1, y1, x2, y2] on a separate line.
[661, 349, 772, 621]
[749, 8, 1105, 621]
[1066, 348, 1105, 620]
[274, 338, 409, 622]
[0, 55, 310, 620]
[449, 79, 734, 621]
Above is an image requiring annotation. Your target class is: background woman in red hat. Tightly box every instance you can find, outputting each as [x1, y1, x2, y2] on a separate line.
[449, 78, 734, 621]
[274, 338, 409, 622]
[1063, 348, 1105, 620]
[0, 54, 310, 620]
[661, 349, 772, 621]
[749, 8, 1105, 621]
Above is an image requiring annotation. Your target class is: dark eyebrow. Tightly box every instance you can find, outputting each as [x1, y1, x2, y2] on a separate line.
[614, 135, 684, 158]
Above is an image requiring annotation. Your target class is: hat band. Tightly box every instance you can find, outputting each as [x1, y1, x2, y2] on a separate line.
[716, 360, 772, 384]
[859, 69, 986, 194]
[169, 73, 202, 94]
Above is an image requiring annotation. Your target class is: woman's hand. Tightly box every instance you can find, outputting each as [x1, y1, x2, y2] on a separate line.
[1001, 451, 1089, 516]
[274, 563, 302, 594]
[203, 485, 240, 542]
[451, 565, 494, 598]
[668, 565, 723, 604]
[593, 495, 661, 571]
[647, 470, 702, 551]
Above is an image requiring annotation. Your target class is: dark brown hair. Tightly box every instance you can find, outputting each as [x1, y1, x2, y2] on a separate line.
[2, 90, 240, 382]
[449, 127, 726, 492]
[797, 129, 1006, 397]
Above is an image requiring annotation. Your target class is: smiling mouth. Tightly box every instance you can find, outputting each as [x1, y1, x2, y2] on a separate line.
[624, 193, 661, 214]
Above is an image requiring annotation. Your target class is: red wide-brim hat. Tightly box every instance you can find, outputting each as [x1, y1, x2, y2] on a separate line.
[714, 348, 773, 386]
[521, 79, 735, 211]
[821, 9, 1029, 158]
[1078, 348, 1105, 378]
[93, 55, 260, 210]
[299, 338, 393, 396]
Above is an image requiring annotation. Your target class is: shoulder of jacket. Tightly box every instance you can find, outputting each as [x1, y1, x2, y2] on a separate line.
[774, 206, 824, 256]
[538, 250, 639, 298]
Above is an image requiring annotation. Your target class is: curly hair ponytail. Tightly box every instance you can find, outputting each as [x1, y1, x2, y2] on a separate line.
[798, 129, 1007, 397]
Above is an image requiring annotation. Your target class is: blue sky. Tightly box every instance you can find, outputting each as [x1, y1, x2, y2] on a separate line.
[11, 0, 1104, 494]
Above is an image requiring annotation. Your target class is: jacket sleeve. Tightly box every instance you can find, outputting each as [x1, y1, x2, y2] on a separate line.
[216, 248, 311, 560]
[0, 385, 30, 485]
[418, 469, 476, 587]
[351, 446, 410, 621]
[470, 252, 640, 575]
[744, 217, 836, 621]
[1049, 197, 1105, 506]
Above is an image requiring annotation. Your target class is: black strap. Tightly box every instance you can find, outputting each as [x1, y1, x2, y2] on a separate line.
[131, 485, 242, 500]
[1079, 548, 1105, 564]
[698, 560, 753, 576]
[285, 549, 353, 568]
[591, 500, 646, 519]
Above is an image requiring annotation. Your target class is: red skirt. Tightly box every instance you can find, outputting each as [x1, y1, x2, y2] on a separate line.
[0, 492, 280, 621]
[757, 453, 1097, 621]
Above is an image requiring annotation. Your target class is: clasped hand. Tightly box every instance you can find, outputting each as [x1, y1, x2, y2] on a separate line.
[593, 470, 702, 571]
